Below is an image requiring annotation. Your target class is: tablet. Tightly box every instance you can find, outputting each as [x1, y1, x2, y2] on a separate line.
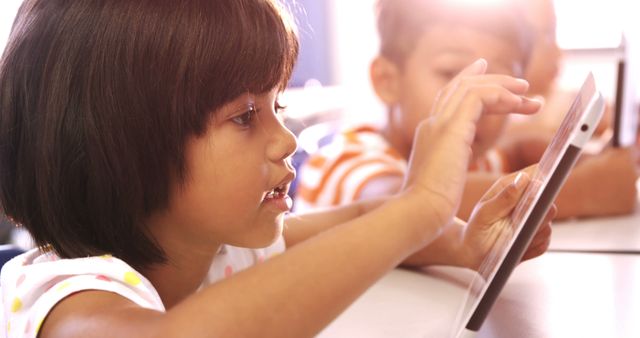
[455, 72, 605, 338]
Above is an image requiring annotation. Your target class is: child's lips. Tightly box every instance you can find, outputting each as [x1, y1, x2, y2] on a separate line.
[262, 189, 292, 212]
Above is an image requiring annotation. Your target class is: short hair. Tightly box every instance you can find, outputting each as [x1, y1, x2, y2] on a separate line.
[376, 0, 532, 69]
[0, 0, 298, 269]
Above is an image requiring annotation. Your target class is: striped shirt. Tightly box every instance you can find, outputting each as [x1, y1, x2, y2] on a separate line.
[294, 126, 510, 212]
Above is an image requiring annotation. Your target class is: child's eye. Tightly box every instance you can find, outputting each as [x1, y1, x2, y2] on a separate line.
[274, 101, 287, 115]
[437, 70, 458, 81]
[231, 105, 256, 127]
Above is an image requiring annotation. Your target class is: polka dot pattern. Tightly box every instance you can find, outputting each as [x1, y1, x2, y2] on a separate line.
[1, 249, 166, 338]
[124, 271, 141, 286]
[224, 265, 233, 278]
[11, 297, 22, 313]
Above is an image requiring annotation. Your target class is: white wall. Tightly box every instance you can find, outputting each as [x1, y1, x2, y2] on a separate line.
[324, 0, 385, 127]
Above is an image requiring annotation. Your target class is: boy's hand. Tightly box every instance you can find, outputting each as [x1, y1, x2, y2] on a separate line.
[401, 59, 542, 233]
[459, 168, 554, 270]
[563, 146, 639, 218]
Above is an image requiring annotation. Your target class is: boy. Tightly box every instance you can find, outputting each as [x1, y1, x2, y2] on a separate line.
[296, 0, 638, 219]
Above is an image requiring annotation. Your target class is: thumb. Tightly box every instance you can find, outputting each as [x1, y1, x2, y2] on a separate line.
[471, 171, 529, 226]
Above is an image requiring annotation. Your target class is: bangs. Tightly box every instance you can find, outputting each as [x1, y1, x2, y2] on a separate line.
[197, 0, 299, 112]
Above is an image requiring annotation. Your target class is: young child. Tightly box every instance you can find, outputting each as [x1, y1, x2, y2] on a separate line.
[296, 0, 638, 220]
[0, 1, 551, 337]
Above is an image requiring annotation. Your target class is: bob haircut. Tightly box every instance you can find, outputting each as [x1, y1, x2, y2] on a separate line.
[376, 0, 533, 72]
[0, 0, 299, 269]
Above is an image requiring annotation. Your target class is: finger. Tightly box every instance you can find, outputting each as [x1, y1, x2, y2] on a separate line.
[471, 171, 530, 225]
[516, 97, 543, 115]
[450, 84, 541, 124]
[437, 61, 527, 106]
[434, 72, 533, 118]
[521, 205, 555, 261]
[456, 58, 488, 78]
[522, 223, 552, 261]
[435, 82, 524, 124]
[520, 164, 538, 177]
[430, 59, 488, 116]
[541, 203, 558, 225]
[479, 170, 529, 203]
[521, 234, 550, 261]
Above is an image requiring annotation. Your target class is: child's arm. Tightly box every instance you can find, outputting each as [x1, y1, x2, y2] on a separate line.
[41, 60, 542, 338]
[283, 197, 386, 247]
[554, 147, 638, 219]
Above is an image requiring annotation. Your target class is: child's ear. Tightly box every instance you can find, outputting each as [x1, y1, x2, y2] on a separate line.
[370, 56, 400, 105]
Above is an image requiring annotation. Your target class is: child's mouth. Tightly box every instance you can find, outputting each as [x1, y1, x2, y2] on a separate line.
[264, 185, 286, 200]
[263, 184, 293, 211]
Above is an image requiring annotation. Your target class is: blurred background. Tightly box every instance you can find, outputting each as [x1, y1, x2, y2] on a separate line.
[282, 0, 639, 138]
[2, 0, 637, 136]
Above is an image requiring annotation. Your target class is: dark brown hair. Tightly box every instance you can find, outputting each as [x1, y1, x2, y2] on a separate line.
[376, 0, 532, 69]
[0, 0, 298, 269]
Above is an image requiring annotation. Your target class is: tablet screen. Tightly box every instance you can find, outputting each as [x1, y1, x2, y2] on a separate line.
[455, 73, 605, 336]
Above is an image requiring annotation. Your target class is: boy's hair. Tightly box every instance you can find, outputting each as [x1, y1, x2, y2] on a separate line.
[0, 0, 298, 269]
[376, 0, 532, 70]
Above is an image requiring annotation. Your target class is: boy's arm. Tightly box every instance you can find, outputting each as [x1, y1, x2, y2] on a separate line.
[554, 147, 638, 219]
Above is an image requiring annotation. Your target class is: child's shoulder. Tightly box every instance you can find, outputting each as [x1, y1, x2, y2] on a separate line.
[294, 124, 406, 210]
[1, 249, 163, 337]
[314, 125, 397, 158]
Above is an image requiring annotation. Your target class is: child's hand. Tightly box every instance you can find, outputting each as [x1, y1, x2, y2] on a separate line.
[401, 59, 541, 231]
[459, 168, 554, 270]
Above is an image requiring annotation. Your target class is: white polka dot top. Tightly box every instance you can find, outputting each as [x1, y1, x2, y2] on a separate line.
[0, 235, 285, 338]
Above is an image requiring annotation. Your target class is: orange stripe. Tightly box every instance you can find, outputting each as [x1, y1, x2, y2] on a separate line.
[332, 158, 401, 205]
[306, 154, 327, 168]
[344, 130, 361, 144]
[298, 151, 361, 204]
[384, 147, 403, 160]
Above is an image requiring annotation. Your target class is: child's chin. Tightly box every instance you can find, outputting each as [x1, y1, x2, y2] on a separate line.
[247, 222, 284, 248]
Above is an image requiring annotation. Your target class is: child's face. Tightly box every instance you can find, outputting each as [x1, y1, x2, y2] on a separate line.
[523, 0, 561, 95]
[150, 89, 297, 251]
[387, 24, 524, 157]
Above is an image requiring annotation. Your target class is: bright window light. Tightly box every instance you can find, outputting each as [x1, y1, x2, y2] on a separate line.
[555, 0, 626, 49]
[0, 0, 22, 55]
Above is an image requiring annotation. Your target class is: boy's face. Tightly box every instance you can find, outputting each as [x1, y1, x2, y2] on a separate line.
[385, 24, 524, 158]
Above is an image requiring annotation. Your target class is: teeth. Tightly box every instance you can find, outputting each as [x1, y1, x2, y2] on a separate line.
[264, 185, 287, 200]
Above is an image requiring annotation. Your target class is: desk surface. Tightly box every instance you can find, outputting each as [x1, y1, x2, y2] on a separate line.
[319, 252, 640, 338]
[549, 195, 640, 253]
[550, 210, 640, 253]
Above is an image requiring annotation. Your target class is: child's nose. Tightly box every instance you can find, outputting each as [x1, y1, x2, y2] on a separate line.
[267, 122, 298, 162]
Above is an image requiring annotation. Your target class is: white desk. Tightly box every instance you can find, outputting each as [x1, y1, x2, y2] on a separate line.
[319, 253, 640, 338]
[550, 211, 640, 253]
[549, 190, 640, 253]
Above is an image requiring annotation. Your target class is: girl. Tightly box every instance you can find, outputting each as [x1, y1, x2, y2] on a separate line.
[0, 0, 551, 337]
